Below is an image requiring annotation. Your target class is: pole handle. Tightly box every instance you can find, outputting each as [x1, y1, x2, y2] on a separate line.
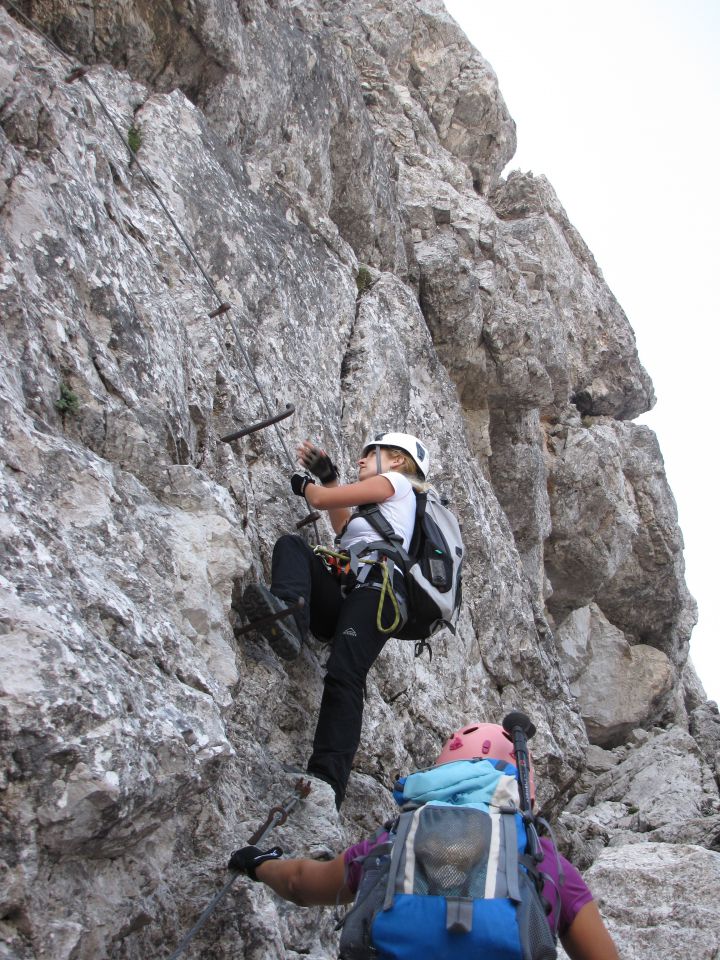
[501, 711, 535, 815]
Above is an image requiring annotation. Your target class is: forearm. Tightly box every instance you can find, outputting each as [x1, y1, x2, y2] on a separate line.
[254, 853, 351, 907]
[560, 901, 620, 960]
[304, 476, 393, 511]
[303, 479, 351, 532]
[255, 859, 312, 905]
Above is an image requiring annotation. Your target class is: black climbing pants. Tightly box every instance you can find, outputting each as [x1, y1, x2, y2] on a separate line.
[270, 534, 399, 807]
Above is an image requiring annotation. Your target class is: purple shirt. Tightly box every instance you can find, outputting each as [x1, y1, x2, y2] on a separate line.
[344, 834, 592, 937]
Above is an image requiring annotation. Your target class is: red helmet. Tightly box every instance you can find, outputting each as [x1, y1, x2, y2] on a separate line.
[436, 722, 535, 802]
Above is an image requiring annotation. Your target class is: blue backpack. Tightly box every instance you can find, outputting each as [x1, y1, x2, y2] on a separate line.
[338, 759, 559, 960]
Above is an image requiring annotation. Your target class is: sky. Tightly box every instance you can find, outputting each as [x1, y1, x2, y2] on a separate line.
[443, 0, 720, 703]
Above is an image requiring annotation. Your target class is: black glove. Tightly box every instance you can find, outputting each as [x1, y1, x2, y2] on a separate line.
[301, 447, 339, 484]
[290, 472, 314, 497]
[228, 844, 283, 880]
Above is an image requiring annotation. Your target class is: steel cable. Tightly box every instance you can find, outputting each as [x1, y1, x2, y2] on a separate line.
[2, 0, 301, 476]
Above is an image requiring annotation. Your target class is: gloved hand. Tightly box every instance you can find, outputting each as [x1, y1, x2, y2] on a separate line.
[290, 472, 315, 497]
[298, 442, 339, 484]
[228, 844, 283, 880]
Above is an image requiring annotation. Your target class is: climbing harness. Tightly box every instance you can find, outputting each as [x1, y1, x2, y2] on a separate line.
[166, 778, 311, 960]
[314, 545, 351, 579]
[313, 546, 403, 634]
[3, 0, 319, 539]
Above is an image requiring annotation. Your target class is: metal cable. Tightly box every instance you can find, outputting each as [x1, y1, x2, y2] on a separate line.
[167, 782, 310, 960]
[166, 807, 288, 960]
[2, 0, 298, 473]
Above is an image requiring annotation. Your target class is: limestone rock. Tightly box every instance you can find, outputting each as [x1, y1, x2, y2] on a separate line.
[553, 811, 613, 872]
[584, 843, 720, 960]
[683, 657, 709, 711]
[610, 814, 720, 851]
[0, 2, 716, 959]
[491, 173, 654, 418]
[558, 604, 674, 745]
[576, 727, 720, 839]
[584, 743, 622, 774]
[545, 421, 696, 663]
[690, 701, 720, 783]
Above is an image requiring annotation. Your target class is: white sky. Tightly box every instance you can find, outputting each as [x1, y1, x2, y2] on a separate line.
[444, 0, 720, 703]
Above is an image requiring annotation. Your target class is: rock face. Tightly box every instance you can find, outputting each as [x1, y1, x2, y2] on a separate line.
[0, 2, 714, 959]
[557, 605, 674, 746]
[584, 844, 720, 960]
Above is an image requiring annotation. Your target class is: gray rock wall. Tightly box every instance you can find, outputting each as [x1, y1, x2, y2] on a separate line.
[0, 2, 715, 958]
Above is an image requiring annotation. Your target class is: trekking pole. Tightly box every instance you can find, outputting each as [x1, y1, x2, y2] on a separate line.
[502, 711, 542, 861]
[166, 778, 311, 960]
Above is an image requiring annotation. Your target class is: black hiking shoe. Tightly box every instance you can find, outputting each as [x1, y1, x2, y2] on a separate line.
[240, 584, 302, 661]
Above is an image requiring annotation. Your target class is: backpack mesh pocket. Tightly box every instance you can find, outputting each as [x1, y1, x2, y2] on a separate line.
[408, 807, 494, 898]
[516, 871, 557, 960]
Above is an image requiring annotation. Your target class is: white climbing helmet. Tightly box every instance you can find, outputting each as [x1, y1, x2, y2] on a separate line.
[362, 431, 430, 479]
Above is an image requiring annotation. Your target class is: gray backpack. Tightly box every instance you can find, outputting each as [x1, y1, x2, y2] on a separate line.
[348, 488, 463, 648]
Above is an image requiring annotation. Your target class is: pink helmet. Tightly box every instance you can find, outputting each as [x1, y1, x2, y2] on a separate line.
[436, 722, 535, 802]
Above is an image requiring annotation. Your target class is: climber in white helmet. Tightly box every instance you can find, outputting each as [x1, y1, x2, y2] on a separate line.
[234, 431, 429, 809]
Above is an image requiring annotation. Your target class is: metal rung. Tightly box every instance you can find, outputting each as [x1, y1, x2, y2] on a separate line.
[296, 511, 320, 530]
[219, 403, 294, 443]
[64, 66, 88, 83]
[234, 597, 304, 637]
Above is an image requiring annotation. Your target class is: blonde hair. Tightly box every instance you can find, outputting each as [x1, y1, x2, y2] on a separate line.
[383, 447, 430, 492]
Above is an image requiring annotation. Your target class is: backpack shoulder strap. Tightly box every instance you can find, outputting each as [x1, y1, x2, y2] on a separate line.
[354, 503, 403, 544]
[406, 490, 426, 555]
[382, 810, 417, 911]
[502, 812, 522, 904]
[334, 502, 397, 547]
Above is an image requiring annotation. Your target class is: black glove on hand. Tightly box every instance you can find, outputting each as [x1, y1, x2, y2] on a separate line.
[228, 844, 283, 880]
[290, 472, 314, 497]
[302, 448, 339, 484]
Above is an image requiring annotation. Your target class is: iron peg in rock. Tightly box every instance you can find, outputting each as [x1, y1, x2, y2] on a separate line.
[296, 510, 321, 530]
[64, 66, 88, 83]
[219, 403, 295, 443]
[234, 597, 305, 638]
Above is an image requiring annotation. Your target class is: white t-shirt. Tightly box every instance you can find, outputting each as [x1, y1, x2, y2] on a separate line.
[339, 471, 416, 554]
